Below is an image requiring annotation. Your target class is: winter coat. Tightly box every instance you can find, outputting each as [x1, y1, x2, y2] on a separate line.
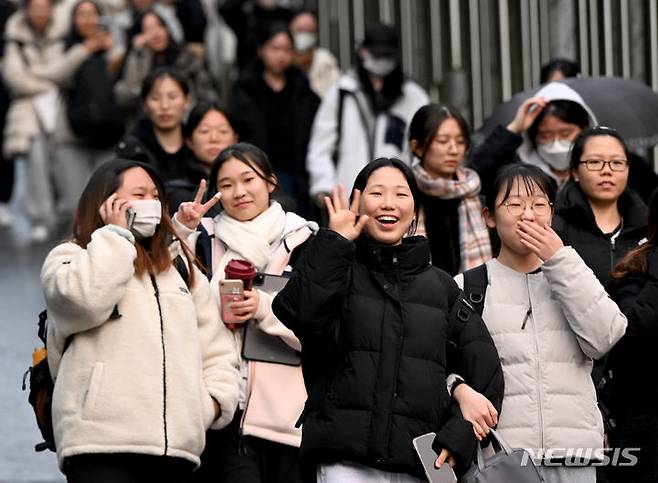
[272, 229, 504, 476]
[306, 69, 429, 197]
[230, 63, 320, 202]
[114, 45, 214, 110]
[606, 248, 658, 481]
[553, 181, 647, 286]
[115, 117, 203, 183]
[455, 247, 627, 460]
[177, 208, 318, 447]
[2, 6, 91, 157]
[41, 225, 240, 469]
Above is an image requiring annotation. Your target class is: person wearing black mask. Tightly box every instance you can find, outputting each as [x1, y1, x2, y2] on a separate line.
[305, 22, 429, 216]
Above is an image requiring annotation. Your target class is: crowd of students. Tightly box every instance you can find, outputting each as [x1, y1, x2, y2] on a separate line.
[3, 1, 655, 482]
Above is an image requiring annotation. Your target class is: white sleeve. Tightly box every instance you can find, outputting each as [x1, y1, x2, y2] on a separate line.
[542, 246, 628, 359]
[306, 83, 341, 196]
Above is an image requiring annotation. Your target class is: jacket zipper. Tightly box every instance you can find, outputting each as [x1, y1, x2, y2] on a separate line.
[383, 253, 403, 460]
[150, 274, 168, 456]
[526, 274, 544, 451]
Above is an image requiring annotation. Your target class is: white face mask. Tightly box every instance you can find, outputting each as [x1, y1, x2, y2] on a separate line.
[362, 52, 397, 77]
[537, 139, 572, 171]
[129, 199, 162, 239]
[293, 32, 317, 53]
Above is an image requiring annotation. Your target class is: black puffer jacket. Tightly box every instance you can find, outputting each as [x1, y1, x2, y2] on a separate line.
[272, 229, 504, 476]
[553, 181, 647, 286]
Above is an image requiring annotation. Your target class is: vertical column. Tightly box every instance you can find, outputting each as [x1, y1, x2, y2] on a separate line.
[620, 0, 631, 78]
[589, 0, 600, 76]
[337, 0, 351, 70]
[530, 0, 541, 85]
[603, 0, 614, 76]
[469, 0, 483, 126]
[379, 0, 393, 24]
[520, 0, 533, 89]
[400, 0, 414, 76]
[353, 0, 365, 45]
[499, 0, 512, 100]
[578, 0, 590, 75]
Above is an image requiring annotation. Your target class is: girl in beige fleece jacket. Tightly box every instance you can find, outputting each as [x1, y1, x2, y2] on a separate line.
[41, 159, 239, 482]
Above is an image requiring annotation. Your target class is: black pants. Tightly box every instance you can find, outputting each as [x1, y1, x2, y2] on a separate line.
[0, 157, 13, 203]
[191, 410, 310, 483]
[63, 453, 195, 483]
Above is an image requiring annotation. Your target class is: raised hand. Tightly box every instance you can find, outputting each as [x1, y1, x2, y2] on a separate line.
[99, 193, 130, 229]
[507, 96, 548, 134]
[325, 185, 369, 241]
[517, 220, 564, 261]
[176, 180, 222, 230]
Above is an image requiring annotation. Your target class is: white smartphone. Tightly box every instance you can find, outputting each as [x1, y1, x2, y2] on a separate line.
[412, 432, 458, 483]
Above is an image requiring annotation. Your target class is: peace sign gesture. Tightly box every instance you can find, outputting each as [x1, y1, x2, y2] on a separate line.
[325, 184, 369, 241]
[176, 180, 222, 230]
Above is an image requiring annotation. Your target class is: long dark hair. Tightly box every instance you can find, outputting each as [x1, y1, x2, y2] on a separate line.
[611, 188, 658, 282]
[135, 8, 180, 66]
[351, 157, 421, 236]
[485, 164, 558, 212]
[65, 0, 102, 48]
[408, 104, 470, 161]
[72, 159, 197, 285]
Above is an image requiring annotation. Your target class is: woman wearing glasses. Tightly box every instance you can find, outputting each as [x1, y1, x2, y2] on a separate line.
[552, 127, 648, 286]
[452, 163, 627, 483]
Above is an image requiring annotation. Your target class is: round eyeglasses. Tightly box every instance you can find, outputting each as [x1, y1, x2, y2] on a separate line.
[579, 159, 629, 172]
[502, 198, 552, 217]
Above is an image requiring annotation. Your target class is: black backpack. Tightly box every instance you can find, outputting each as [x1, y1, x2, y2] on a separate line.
[22, 256, 190, 452]
[462, 264, 488, 316]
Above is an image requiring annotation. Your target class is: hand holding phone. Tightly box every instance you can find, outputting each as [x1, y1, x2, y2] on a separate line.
[412, 433, 458, 483]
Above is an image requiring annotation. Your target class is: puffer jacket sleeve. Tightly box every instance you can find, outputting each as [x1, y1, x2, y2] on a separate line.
[189, 263, 240, 430]
[2, 39, 55, 96]
[272, 228, 353, 340]
[433, 275, 504, 472]
[29, 43, 90, 86]
[40, 225, 137, 339]
[305, 83, 341, 196]
[542, 246, 627, 359]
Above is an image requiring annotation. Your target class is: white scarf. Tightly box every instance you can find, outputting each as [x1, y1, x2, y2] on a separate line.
[214, 202, 287, 271]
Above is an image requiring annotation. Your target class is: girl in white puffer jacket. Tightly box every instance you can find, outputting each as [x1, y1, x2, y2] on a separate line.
[451, 164, 627, 483]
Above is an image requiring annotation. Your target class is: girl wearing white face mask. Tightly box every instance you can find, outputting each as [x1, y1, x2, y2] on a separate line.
[41, 159, 239, 483]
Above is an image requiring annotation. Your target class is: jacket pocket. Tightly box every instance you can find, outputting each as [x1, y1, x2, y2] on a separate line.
[82, 362, 104, 420]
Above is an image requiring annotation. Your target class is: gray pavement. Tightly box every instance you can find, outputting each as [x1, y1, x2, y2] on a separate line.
[1, 173, 64, 482]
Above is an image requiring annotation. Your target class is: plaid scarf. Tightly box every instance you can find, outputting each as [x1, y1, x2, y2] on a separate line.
[413, 164, 492, 271]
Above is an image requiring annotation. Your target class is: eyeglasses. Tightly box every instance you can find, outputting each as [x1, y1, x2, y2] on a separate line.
[579, 159, 629, 172]
[502, 197, 552, 217]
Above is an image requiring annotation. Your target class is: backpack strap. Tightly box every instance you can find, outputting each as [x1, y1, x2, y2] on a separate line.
[195, 223, 213, 281]
[462, 264, 488, 316]
[331, 88, 347, 167]
[174, 254, 190, 287]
